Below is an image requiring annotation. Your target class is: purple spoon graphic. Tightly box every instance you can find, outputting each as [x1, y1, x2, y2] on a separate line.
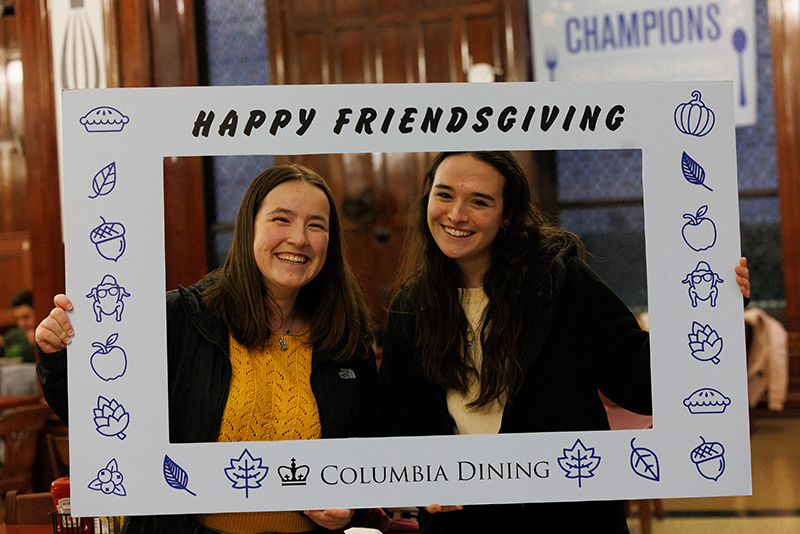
[733, 29, 746, 107]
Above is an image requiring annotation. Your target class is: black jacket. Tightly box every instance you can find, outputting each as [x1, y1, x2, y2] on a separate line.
[379, 251, 651, 534]
[38, 279, 381, 534]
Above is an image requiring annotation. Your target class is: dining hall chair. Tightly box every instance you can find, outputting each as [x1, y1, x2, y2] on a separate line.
[4, 490, 56, 525]
[46, 432, 71, 480]
[0, 403, 52, 496]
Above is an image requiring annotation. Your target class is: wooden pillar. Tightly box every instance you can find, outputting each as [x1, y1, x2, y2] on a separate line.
[18, 0, 63, 323]
[768, 0, 800, 332]
[768, 0, 800, 410]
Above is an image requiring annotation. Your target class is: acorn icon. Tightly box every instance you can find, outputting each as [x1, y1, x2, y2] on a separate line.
[690, 436, 725, 481]
[90, 216, 126, 262]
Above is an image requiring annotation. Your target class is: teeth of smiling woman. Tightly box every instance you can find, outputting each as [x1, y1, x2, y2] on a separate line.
[277, 254, 307, 264]
[445, 227, 473, 238]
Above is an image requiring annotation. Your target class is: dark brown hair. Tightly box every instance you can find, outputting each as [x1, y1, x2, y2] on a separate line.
[202, 163, 372, 361]
[398, 151, 583, 406]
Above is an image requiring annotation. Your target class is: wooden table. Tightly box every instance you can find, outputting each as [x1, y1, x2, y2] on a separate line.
[0, 394, 43, 411]
[0, 525, 53, 534]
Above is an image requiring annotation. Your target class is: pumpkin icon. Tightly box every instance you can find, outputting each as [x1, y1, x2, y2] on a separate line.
[674, 91, 716, 137]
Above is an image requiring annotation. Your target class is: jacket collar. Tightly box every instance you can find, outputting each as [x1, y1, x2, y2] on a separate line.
[177, 279, 230, 354]
[176, 278, 344, 369]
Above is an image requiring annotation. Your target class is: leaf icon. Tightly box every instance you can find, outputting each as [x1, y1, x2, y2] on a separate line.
[681, 152, 713, 191]
[558, 439, 601, 488]
[630, 438, 660, 482]
[164, 455, 197, 496]
[89, 162, 117, 198]
[224, 449, 269, 498]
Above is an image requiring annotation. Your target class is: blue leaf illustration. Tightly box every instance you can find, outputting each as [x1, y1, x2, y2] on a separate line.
[225, 449, 269, 498]
[630, 438, 660, 482]
[164, 455, 197, 496]
[682, 152, 713, 191]
[558, 439, 601, 488]
[89, 162, 117, 198]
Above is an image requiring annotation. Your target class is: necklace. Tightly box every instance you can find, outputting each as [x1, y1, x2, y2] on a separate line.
[277, 309, 296, 351]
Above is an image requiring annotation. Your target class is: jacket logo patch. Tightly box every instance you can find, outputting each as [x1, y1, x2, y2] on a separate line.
[338, 368, 356, 379]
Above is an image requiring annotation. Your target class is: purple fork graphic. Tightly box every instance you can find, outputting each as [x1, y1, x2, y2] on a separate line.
[545, 47, 557, 81]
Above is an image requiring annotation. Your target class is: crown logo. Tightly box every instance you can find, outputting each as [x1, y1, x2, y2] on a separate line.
[278, 458, 310, 486]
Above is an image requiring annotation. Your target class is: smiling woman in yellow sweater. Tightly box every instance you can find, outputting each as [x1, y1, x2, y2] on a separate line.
[198, 335, 322, 534]
[36, 164, 381, 534]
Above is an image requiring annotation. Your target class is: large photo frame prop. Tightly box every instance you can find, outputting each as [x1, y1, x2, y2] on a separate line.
[61, 81, 750, 516]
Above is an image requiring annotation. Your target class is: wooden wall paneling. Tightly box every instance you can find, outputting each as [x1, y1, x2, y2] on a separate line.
[18, 0, 64, 326]
[380, 0, 409, 11]
[332, 0, 368, 17]
[0, 232, 32, 328]
[146, 0, 207, 290]
[465, 14, 498, 75]
[101, 0, 120, 88]
[335, 27, 369, 83]
[291, 0, 322, 19]
[421, 19, 456, 82]
[376, 22, 415, 84]
[768, 0, 800, 333]
[162, 156, 207, 290]
[149, 0, 198, 88]
[297, 31, 326, 84]
[0, 10, 29, 234]
[767, 0, 800, 412]
[115, 1, 153, 87]
[503, 0, 531, 83]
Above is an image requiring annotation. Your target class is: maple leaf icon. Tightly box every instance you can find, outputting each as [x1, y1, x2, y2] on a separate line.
[224, 449, 269, 498]
[558, 439, 601, 488]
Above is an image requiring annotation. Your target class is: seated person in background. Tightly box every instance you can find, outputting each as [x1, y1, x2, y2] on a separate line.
[1, 289, 37, 363]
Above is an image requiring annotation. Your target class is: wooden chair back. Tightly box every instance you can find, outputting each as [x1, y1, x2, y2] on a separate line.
[46, 433, 70, 480]
[0, 403, 52, 495]
[4, 490, 56, 525]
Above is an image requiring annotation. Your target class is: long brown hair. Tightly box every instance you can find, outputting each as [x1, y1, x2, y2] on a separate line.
[202, 164, 372, 361]
[398, 151, 583, 406]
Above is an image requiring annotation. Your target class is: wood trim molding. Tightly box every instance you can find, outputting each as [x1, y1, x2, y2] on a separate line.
[116, 1, 153, 87]
[768, 0, 800, 332]
[102, 0, 121, 87]
[18, 0, 64, 324]
[267, 0, 286, 85]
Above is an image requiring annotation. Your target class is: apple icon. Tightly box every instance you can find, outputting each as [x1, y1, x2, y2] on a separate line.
[682, 205, 717, 252]
[91, 333, 128, 381]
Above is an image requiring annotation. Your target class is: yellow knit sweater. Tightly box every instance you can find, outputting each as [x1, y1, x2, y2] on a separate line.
[198, 333, 321, 534]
